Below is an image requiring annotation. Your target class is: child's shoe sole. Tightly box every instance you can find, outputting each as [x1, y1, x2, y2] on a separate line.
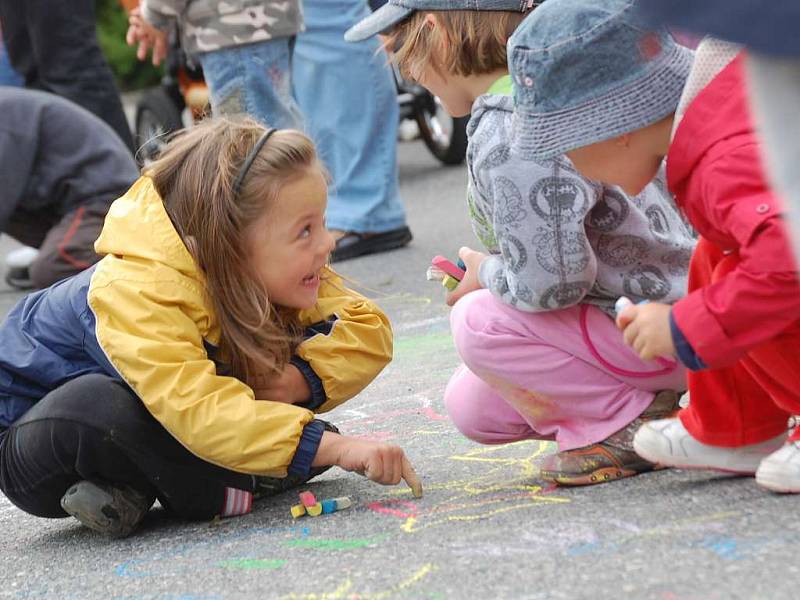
[61, 480, 153, 538]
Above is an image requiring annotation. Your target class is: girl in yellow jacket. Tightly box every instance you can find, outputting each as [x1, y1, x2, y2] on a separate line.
[0, 117, 420, 537]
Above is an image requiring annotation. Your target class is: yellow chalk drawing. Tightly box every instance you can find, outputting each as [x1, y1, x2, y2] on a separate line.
[278, 563, 438, 599]
[368, 440, 570, 533]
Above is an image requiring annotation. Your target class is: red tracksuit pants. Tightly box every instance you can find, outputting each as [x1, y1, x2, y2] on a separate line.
[679, 238, 800, 447]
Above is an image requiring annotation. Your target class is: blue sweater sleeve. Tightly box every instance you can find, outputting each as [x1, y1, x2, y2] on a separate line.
[670, 310, 707, 371]
[287, 419, 326, 477]
[290, 355, 327, 411]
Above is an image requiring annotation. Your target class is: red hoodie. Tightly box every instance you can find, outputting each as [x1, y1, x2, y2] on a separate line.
[668, 54, 800, 369]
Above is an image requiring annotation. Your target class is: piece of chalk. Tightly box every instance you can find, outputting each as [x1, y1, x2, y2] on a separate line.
[431, 256, 465, 280]
[614, 296, 633, 314]
[442, 274, 459, 291]
[426, 266, 444, 282]
[332, 497, 352, 510]
[321, 499, 336, 514]
[299, 490, 317, 508]
[290, 504, 306, 519]
[306, 502, 323, 517]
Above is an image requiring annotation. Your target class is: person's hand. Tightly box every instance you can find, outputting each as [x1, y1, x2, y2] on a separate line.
[313, 432, 423, 497]
[616, 302, 676, 361]
[126, 8, 168, 66]
[445, 246, 487, 306]
[250, 364, 311, 405]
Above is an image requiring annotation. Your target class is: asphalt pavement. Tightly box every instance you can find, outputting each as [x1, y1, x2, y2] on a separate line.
[1, 138, 798, 600]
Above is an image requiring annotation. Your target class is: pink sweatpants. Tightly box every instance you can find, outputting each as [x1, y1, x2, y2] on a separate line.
[445, 290, 687, 451]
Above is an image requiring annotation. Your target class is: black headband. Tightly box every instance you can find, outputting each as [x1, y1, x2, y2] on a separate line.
[232, 128, 278, 197]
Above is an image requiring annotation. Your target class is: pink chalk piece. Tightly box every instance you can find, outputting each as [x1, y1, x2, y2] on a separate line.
[299, 490, 317, 508]
[431, 256, 465, 281]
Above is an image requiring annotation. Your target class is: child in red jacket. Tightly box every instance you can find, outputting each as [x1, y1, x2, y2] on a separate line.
[509, 0, 800, 492]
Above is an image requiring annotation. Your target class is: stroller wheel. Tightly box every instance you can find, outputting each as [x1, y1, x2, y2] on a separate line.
[135, 86, 185, 165]
[414, 92, 468, 166]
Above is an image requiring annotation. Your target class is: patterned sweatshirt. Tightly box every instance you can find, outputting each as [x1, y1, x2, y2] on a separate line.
[141, 0, 303, 55]
[469, 77, 696, 315]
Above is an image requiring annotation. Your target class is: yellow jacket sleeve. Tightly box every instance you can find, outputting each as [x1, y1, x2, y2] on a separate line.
[89, 276, 316, 477]
[295, 268, 393, 413]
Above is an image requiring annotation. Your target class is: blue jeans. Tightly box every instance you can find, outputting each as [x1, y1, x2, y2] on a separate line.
[199, 38, 304, 130]
[294, 0, 407, 233]
[0, 38, 22, 86]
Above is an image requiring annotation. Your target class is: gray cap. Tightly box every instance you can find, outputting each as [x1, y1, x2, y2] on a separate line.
[345, 0, 534, 43]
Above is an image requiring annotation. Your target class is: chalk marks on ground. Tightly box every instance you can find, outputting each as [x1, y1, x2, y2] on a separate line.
[277, 563, 440, 600]
[367, 440, 569, 533]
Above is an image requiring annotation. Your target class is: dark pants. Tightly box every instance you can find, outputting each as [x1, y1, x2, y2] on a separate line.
[5, 202, 110, 289]
[0, 374, 252, 521]
[0, 0, 134, 151]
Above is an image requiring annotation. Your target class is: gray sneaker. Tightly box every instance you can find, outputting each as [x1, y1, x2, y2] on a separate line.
[61, 480, 155, 538]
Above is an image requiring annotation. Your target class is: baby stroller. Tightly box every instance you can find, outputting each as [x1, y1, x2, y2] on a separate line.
[134, 30, 468, 166]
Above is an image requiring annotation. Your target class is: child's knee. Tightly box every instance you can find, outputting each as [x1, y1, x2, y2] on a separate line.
[450, 290, 501, 369]
[444, 368, 498, 444]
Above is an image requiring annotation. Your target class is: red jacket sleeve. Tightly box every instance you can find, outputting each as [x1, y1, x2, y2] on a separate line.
[671, 148, 800, 368]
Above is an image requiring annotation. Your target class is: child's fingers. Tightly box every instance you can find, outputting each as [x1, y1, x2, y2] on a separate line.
[401, 456, 423, 498]
[615, 305, 637, 330]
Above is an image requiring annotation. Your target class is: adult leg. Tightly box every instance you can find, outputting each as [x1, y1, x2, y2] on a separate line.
[9, 0, 134, 150]
[199, 38, 304, 130]
[294, 0, 410, 256]
[0, 374, 253, 523]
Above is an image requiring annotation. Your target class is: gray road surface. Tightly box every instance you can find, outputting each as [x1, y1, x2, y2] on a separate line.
[1, 140, 798, 600]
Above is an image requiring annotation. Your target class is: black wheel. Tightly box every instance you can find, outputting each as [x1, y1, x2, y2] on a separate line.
[414, 92, 469, 165]
[135, 86, 185, 165]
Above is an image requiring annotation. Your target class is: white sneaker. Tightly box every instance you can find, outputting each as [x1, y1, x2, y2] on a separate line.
[5, 245, 39, 269]
[633, 418, 787, 474]
[755, 442, 800, 493]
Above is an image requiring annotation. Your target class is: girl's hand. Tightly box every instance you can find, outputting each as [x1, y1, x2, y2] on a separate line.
[445, 246, 487, 306]
[313, 432, 423, 497]
[126, 8, 168, 66]
[616, 302, 676, 361]
[250, 365, 311, 405]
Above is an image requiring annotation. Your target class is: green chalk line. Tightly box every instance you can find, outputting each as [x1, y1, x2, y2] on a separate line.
[394, 331, 453, 356]
[217, 558, 287, 570]
[283, 536, 385, 551]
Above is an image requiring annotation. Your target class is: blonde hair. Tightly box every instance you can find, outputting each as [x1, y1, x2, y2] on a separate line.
[146, 117, 323, 381]
[387, 10, 528, 81]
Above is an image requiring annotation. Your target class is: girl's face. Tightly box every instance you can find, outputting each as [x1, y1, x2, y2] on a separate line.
[245, 168, 335, 310]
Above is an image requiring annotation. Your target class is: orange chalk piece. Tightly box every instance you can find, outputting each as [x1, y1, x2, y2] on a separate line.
[290, 504, 306, 519]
